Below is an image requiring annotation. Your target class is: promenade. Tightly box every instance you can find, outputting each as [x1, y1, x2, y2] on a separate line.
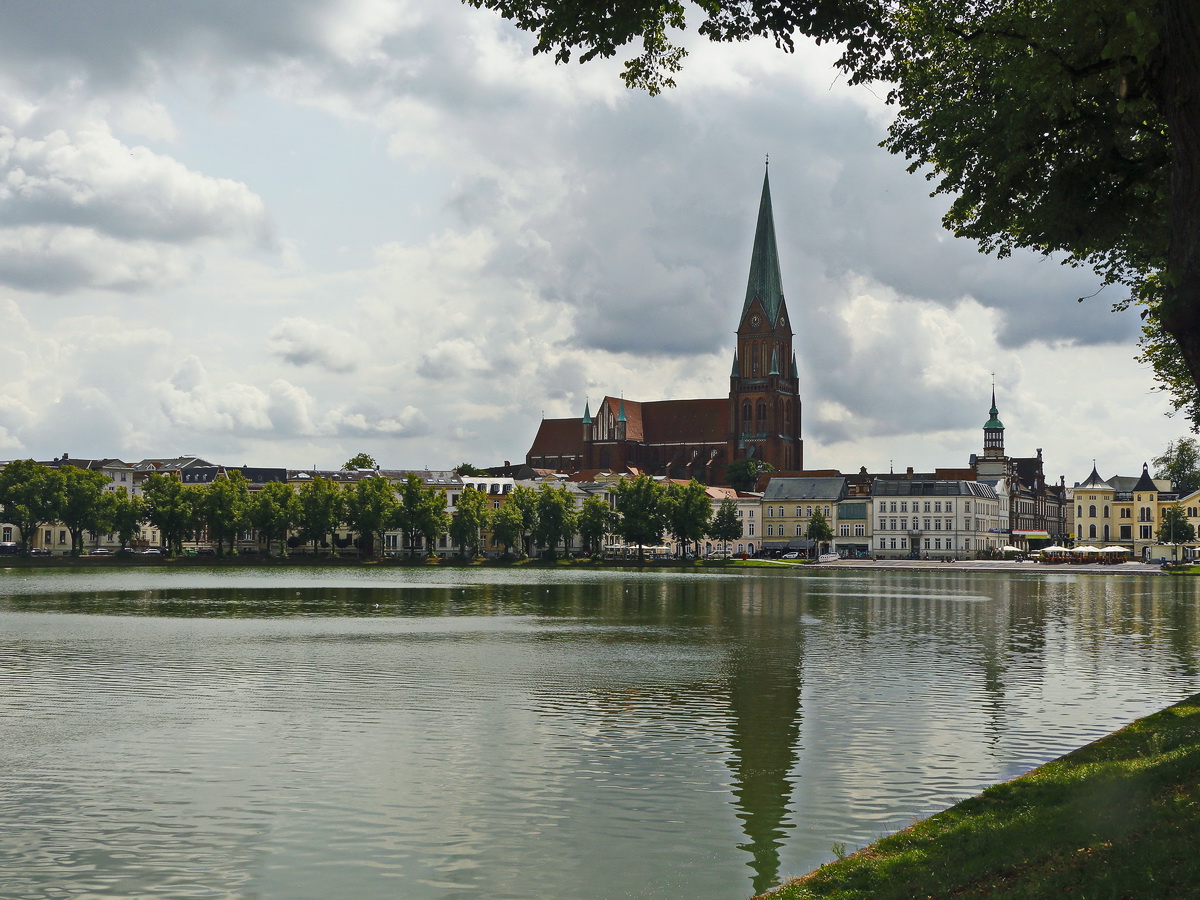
[802, 557, 1168, 575]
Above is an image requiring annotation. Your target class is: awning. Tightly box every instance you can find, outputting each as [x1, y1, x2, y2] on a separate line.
[1012, 530, 1050, 539]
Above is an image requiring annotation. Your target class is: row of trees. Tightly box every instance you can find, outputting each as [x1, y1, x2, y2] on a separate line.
[0, 462, 757, 560]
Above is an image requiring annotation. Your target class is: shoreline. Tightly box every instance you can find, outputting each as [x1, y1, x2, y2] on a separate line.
[0, 555, 1173, 575]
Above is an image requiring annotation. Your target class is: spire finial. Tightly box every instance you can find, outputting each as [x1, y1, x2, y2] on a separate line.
[765, 153, 769, 168]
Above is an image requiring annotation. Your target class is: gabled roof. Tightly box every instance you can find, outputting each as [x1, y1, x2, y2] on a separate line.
[527, 417, 584, 459]
[740, 167, 786, 326]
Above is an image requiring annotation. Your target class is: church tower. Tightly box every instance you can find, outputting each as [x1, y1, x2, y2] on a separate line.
[729, 164, 803, 471]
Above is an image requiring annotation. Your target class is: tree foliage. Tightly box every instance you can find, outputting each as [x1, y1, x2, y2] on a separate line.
[141, 472, 195, 554]
[725, 458, 773, 493]
[806, 508, 834, 553]
[196, 470, 252, 555]
[507, 484, 540, 556]
[251, 480, 301, 556]
[534, 483, 578, 558]
[612, 474, 666, 561]
[467, 0, 1200, 423]
[709, 497, 743, 546]
[1153, 438, 1200, 493]
[450, 486, 492, 557]
[344, 475, 399, 556]
[491, 501, 526, 556]
[663, 479, 712, 556]
[578, 494, 615, 556]
[342, 453, 378, 471]
[0, 460, 64, 553]
[454, 462, 488, 476]
[395, 474, 449, 556]
[297, 476, 345, 553]
[57, 466, 112, 555]
[1157, 504, 1196, 544]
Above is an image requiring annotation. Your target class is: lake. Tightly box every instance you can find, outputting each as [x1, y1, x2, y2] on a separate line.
[1, 566, 1196, 898]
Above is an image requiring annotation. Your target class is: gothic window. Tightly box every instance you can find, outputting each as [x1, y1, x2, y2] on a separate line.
[751, 343, 759, 375]
[756, 401, 766, 421]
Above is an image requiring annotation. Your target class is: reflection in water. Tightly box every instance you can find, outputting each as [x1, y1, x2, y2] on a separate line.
[1, 567, 1198, 899]
[722, 582, 804, 894]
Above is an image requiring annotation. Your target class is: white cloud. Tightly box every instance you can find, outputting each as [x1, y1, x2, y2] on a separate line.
[267, 316, 367, 373]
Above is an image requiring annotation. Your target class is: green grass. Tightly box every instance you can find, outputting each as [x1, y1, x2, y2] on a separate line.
[762, 694, 1200, 899]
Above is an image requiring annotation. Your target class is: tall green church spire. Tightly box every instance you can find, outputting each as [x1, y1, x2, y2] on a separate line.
[740, 164, 785, 324]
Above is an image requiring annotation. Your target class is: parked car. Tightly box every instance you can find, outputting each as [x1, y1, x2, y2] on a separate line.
[87, 548, 112, 556]
[781, 551, 801, 559]
[139, 548, 163, 556]
[29, 548, 50, 556]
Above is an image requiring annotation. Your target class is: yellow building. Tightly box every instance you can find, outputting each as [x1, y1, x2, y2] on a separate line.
[1073, 464, 1175, 559]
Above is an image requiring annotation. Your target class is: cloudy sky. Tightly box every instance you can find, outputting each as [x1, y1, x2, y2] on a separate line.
[0, 1, 1181, 483]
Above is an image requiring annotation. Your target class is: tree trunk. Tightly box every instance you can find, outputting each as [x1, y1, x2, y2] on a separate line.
[1157, 0, 1200, 414]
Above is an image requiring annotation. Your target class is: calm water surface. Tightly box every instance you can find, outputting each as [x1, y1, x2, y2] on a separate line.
[1, 566, 1197, 899]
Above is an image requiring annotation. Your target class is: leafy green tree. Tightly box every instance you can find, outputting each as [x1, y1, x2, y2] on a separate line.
[724, 458, 774, 493]
[103, 490, 144, 551]
[395, 474, 450, 556]
[534, 483, 578, 559]
[196, 470, 252, 555]
[0, 460, 64, 553]
[612, 474, 666, 562]
[1157, 504, 1196, 544]
[56, 466, 112, 555]
[578, 494, 615, 556]
[508, 484, 540, 557]
[1153, 439, 1200, 494]
[141, 472, 196, 554]
[450, 486, 492, 557]
[467, 0, 1200, 422]
[708, 497, 743, 549]
[416, 491, 451, 557]
[342, 453, 378, 471]
[491, 502, 525, 556]
[344, 475, 399, 556]
[663, 479, 712, 557]
[806, 509, 834, 556]
[297, 476, 344, 554]
[454, 462, 488, 476]
[251, 480, 301, 556]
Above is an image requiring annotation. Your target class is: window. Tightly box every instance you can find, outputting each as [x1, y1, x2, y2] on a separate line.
[795, 506, 802, 517]
[900, 518, 907, 530]
[934, 520, 941, 530]
[964, 539, 971, 550]
[1077, 505, 1082, 517]
[923, 518, 931, 530]
[796, 525, 803, 537]
[2, 526, 10, 541]
[767, 506, 774, 518]
[945, 520, 952, 531]
[1140, 525, 1153, 539]
[824, 506, 831, 516]
[766, 524, 774, 536]
[900, 501, 908, 512]
[1104, 505, 1109, 517]
[839, 524, 850, 536]
[1121, 508, 1131, 518]
[924, 502, 931, 512]
[935, 538, 942, 549]
[1089, 505, 1096, 517]
[748, 524, 754, 536]
[854, 524, 865, 537]
[59, 530, 67, 544]
[889, 502, 897, 513]
[1120, 526, 1131, 540]
[1089, 524, 1097, 538]
[964, 502, 970, 513]
[806, 505, 813, 517]
[900, 538, 907, 549]
[945, 502, 953, 513]
[924, 538, 931, 549]
[934, 501, 942, 513]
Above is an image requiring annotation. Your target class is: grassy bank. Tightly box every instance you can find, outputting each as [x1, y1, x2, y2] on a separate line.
[762, 693, 1200, 899]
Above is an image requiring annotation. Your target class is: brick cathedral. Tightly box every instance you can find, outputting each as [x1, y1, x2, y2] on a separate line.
[525, 166, 803, 484]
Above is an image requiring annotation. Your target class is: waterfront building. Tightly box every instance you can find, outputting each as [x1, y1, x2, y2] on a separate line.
[525, 165, 802, 483]
[871, 476, 1004, 559]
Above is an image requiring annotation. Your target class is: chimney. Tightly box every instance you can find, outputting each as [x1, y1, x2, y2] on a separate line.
[906, 466, 914, 478]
